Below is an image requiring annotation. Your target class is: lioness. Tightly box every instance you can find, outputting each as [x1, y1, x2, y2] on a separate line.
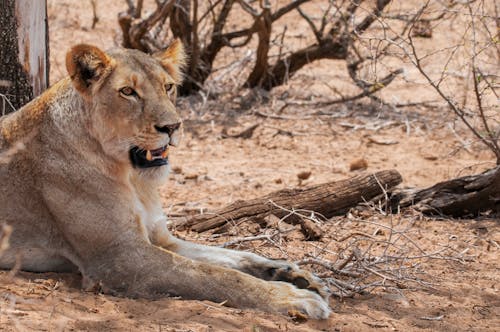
[0, 40, 330, 319]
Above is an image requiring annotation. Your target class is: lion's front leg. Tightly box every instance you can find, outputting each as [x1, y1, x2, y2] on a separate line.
[84, 241, 331, 320]
[152, 223, 331, 300]
[44, 194, 330, 319]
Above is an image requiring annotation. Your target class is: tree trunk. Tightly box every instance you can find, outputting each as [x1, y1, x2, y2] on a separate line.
[0, 0, 49, 115]
[388, 166, 500, 217]
[178, 170, 402, 232]
[244, 7, 272, 88]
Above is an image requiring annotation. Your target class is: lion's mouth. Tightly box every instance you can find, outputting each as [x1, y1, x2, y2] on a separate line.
[129, 145, 169, 168]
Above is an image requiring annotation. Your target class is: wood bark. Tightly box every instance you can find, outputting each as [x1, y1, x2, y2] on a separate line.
[0, 0, 49, 114]
[179, 170, 402, 232]
[185, 0, 234, 94]
[388, 166, 500, 217]
[257, 38, 348, 90]
[244, 6, 272, 88]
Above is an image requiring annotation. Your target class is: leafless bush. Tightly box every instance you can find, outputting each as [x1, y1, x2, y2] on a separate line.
[119, 0, 405, 97]
[298, 213, 471, 298]
[377, 0, 499, 163]
[207, 206, 472, 298]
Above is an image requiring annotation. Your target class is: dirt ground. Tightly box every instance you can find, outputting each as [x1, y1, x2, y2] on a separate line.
[0, 1, 498, 331]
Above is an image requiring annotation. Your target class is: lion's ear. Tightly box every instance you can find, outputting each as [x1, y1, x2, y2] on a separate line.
[153, 39, 187, 84]
[66, 44, 114, 96]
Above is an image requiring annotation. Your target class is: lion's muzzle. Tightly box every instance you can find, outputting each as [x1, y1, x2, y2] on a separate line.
[129, 145, 169, 168]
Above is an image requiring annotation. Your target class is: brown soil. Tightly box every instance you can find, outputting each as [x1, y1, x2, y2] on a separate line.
[0, 1, 498, 331]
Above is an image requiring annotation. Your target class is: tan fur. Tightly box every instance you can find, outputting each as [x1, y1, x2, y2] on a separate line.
[153, 39, 186, 84]
[65, 44, 115, 96]
[0, 40, 330, 319]
[0, 79, 68, 146]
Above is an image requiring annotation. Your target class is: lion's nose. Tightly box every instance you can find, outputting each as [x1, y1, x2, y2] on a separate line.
[155, 122, 181, 136]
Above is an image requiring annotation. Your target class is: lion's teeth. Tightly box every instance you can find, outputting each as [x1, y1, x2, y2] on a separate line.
[146, 150, 153, 161]
[161, 148, 169, 159]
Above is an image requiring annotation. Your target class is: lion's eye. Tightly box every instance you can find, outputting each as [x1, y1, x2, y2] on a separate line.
[165, 84, 174, 93]
[119, 87, 137, 97]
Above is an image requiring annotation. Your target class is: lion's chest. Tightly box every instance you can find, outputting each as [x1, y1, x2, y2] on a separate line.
[131, 188, 165, 241]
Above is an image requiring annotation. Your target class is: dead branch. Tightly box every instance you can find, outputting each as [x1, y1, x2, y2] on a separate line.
[178, 170, 402, 232]
[218, 227, 293, 248]
[353, 0, 391, 35]
[0, 93, 16, 116]
[250, 0, 393, 90]
[244, 5, 272, 87]
[472, 67, 500, 162]
[388, 166, 500, 217]
[297, 257, 360, 278]
[260, 202, 327, 240]
[119, 0, 176, 52]
[287, 210, 471, 298]
[221, 123, 259, 139]
[90, 0, 99, 29]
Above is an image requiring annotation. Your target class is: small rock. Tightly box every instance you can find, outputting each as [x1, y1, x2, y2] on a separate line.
[203, 175, 214, 181]
[297, 171, 312, 180]
[184, 173, 198, 180]
[423, 154, 438, 161]
[350, 158, 368, 171]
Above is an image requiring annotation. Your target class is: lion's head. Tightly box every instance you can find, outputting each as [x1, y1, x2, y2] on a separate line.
[65, 40, 186, 177]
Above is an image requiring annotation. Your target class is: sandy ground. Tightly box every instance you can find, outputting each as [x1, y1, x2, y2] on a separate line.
[0, 1, 498, 331]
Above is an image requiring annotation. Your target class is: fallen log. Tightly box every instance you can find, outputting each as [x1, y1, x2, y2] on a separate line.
[388, 166, 500, 217]
[178, 170, 403, 232]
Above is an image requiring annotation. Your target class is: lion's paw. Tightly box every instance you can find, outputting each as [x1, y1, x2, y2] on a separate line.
[265, 261, 331, 300]
[239, 255, 330, 299]
[269, 281, 331, 320]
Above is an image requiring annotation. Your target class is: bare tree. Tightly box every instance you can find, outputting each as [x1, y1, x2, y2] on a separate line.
[118, 0, 402, 95]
